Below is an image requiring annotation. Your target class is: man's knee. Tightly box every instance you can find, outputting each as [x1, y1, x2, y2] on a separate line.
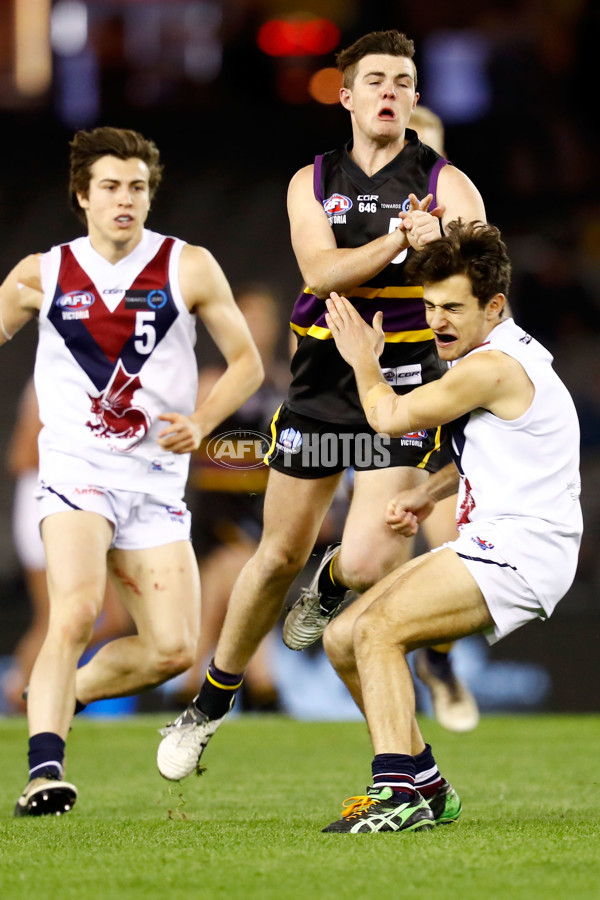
[323, 615, 354, 674]
[54, 597, 101, 648]
[338, 545, 406, 594]
[254, 539, 311, 585]
[151, 635, 198, 680]
[352, 602, 409, 655]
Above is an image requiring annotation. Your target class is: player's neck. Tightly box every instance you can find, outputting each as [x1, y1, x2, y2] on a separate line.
[87, 229, 145, 265]
[349, 132, 407, 177]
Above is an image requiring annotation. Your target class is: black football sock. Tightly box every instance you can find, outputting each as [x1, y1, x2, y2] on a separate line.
[413, 743, 444, 799]
[371, 753, 417, 804]
[28, 732, 65, 781]
[425, 646, 454, 679]
[194, 659, 243, 720]
[316, 550, 346, 611]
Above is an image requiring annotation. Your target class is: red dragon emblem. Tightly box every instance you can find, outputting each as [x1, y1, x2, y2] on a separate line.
[86, 361, 151, 450]
[456, 475, 476, 526]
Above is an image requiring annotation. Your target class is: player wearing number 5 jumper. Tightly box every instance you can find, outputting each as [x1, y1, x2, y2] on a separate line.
[0, 126, 263, 817]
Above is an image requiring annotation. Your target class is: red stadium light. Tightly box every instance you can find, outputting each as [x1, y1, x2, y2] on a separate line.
[257, 18, 340, 58]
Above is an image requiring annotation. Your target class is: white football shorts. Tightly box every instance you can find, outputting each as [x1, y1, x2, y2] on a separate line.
[434, 516, 580, 644]
[36, 481, 191, 551]
[13, 470, 46, 570]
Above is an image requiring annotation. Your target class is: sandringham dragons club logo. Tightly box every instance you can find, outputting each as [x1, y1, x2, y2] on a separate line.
[86, 360, 151, 451]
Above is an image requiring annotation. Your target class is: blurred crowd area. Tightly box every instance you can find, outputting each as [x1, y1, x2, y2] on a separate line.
[0, 0, 598, 712]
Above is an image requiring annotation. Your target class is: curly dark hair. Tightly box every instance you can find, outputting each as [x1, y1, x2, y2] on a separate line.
[404, 220, 512, 308]
[336, 30, 417, 89]
[69, 126, 163, 223]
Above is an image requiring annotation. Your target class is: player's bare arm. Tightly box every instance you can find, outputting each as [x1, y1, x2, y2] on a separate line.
[0, 254, 43, 346]
[366, 350, 531, 436]
[157, 243, 264, 454]
[325, 293, 532, 435]
[287, 165, 412, 298]
[386, 462, 460, 536]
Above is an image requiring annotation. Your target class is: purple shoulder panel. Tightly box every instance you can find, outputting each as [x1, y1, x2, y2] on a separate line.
[428, 158, 449, 208]
[313, 155, 324, 204]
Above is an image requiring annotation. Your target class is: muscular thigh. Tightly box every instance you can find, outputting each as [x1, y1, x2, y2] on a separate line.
[259, 467, 343, 562]
[42, 510, 113, 609]
[357, 547, 494, 650]
[108, 540, 200, 641]
[339, 465, 429, 586]
[325, 552, 428, 651]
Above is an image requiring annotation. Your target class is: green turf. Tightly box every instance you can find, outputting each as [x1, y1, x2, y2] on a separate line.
[0, 713, 598, 899]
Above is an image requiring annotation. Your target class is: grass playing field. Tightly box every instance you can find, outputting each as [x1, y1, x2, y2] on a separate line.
[0, 713, 598, 899]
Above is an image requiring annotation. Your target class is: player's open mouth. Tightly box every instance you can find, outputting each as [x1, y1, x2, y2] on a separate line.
[115, 216, 133, 224]
[378, 107, 396, 120]
[435, 333, 457, 345]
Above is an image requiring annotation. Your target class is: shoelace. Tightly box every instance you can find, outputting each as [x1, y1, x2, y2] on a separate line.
[341, 795, 377, 819]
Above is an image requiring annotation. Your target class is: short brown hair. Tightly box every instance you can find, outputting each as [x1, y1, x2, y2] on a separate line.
[404, 220, 512, 308]
[69, 126, 163, 222]
[336, 30, 417, 89]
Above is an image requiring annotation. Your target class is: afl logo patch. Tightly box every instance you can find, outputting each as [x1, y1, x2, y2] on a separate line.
[323, 193, 352, 216]
[57, 290, 95, 309]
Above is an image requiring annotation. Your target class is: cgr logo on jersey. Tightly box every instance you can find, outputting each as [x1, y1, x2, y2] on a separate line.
[471, 535, 495, 551]
[382, 364, 422, 386]
[57, 290, 95, 320]
[323, 193, 352, 225]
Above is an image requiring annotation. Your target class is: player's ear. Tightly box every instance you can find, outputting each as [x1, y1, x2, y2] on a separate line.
[486, 293, 505, 319]
[339, 87, 353, 111]
[76, 191, 89, 210]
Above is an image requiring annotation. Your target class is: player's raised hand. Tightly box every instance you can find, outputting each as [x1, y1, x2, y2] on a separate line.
[157, 412, 202, 453]
[400, 192, 446, 249]
[325, 292, 384, 367]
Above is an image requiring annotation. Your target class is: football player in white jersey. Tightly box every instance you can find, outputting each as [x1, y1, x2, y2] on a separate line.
[318, 220, 582, 833]
[0, 126, 263, 816]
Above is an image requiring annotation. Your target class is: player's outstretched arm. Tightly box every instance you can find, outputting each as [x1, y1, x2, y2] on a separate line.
[0, 255, 42, 347]
[158, 244, 264, 454]
[326, 293, 510, 436]
[287, 165, 412, 299]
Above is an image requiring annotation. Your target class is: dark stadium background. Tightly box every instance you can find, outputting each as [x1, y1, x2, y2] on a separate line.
[0, 0, 598, 711]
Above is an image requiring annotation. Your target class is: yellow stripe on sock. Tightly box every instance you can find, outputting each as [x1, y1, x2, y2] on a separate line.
[206, 670, 244, 691]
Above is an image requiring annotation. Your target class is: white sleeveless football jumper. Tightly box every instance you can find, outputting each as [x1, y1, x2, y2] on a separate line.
[440, 318, 582, 642]
[35, 230, 198, 498]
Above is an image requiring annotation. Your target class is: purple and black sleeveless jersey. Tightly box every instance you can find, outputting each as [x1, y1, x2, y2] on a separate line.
[287, 130, 448, 424]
